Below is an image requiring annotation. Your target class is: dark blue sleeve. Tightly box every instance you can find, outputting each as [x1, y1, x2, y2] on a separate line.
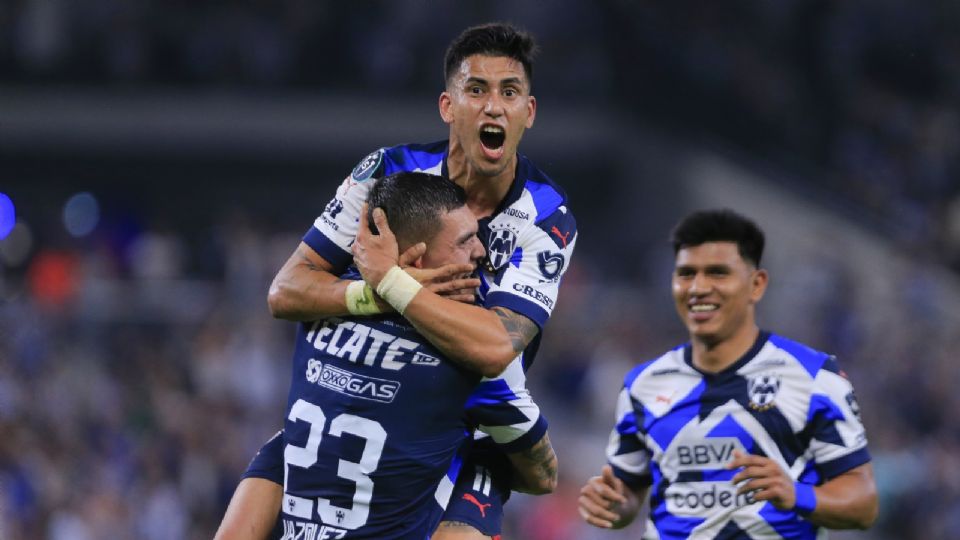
[241, 430, 284, 484]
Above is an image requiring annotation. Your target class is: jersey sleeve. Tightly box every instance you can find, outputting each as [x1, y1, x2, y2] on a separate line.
[463, 358, 547, 454]
[483, 206, 577, 329]
[302, 149, 385, 269]
[606, 375, 653, 489]
[805, 358, 871, 480]
[241, 430, 285, 485]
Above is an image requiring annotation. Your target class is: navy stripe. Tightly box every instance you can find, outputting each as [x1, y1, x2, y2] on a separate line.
[484, 291, 549, 329]
[303, 227, 351, 270]
[818, 447, 871, 480]
[498, 415, 548, 453]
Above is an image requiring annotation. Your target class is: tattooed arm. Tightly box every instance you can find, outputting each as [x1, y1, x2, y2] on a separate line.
[399, 295, 540, 377]
[508, 433, 559, 495]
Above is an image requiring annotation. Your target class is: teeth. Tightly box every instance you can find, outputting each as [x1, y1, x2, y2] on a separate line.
[482, 126, 504, 134]
[690, 304, 718, 312]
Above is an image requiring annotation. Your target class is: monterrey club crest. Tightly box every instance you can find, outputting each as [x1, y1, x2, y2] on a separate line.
[485, 228, 518, 272]
[747, 373, 781, 411]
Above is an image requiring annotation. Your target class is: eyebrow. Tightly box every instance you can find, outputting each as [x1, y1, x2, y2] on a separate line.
[464, 76, 525, 88]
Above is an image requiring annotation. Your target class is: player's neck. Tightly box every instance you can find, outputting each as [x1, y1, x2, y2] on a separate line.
[447, 146, 516, 219]
[690, 324, 761, 374]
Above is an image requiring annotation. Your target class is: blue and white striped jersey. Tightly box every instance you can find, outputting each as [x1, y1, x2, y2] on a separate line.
[608, 332, 870, 540]
[280, 313, 545, 540]
[306, 141, 578, 370]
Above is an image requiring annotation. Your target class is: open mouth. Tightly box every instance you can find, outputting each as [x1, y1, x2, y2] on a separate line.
[479, 125, 506, 156]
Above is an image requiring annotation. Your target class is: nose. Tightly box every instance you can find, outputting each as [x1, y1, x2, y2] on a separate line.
[483, 93, 504, 117]
[688, 272, 710, 295]
[472, 238, 486, 263]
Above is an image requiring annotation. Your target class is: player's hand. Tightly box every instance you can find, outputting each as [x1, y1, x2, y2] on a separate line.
[578, 465, 631, 529]
[728, 450, 795, 510]
[407, 265, 481, 304]
[353, 203, 400, 288]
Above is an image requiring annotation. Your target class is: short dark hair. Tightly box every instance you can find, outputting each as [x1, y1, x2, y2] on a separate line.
[671, 209, 765, 267]
[367, 172, 467, 247]
[443, 22, 538, 89]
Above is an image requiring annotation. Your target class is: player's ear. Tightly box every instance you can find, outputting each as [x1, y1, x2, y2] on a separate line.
[750, 268, 768, 303]
[439, 92, 454, 124]
[525, 95, 537, 129]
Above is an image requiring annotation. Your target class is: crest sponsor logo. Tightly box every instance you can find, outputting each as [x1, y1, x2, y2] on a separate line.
[485, 228, 518, 271]
[748, 373, 781, 411]
[537, 251, 565, 280]
[351, 150, 382, 181]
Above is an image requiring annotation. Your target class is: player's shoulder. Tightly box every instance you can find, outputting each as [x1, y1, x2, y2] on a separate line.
[348, 141, 448, 181]
[623, 344, 688, 390]
[508, 154, 577, 250]
[764, 332, 842, 379]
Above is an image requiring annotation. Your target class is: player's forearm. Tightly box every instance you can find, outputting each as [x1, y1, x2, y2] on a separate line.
[268, 244, 358, 320]
[402, 293, 518, 377]
[268, 267, 353, 321]
[804, 465, 878, 530]
[507, 434, 558, 495]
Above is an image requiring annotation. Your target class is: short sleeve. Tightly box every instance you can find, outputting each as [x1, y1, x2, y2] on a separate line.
[464, 358, 547, 454]
[806, 362, 871, 479]
[606, 382, 653, 489]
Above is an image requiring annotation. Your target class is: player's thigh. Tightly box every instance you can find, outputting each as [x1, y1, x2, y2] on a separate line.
[214, 477, 283, 540]
[432, 520, 497, 540]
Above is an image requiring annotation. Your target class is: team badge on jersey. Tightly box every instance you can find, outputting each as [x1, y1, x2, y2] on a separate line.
[485, 228, 518, 272]
[747, 373, 781, 411]
[351, 149, 383, 181]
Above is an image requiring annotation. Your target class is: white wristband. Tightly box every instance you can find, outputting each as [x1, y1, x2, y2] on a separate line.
[345, 280, 383, 315]
[375, 266, 423, 315]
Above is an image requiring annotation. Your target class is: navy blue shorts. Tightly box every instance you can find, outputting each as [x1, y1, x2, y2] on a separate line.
[439, 448, 512, 538]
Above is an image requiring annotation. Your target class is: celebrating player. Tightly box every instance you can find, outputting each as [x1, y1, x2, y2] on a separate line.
[217, 23, 577, 540]
[578, 209, 877, 538]
[217, 172, 557, 539]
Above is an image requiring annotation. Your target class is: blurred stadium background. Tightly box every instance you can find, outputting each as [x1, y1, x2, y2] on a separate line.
[2, 1, 959, 538]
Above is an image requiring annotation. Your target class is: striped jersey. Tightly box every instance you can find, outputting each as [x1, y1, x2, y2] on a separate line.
[280, 313, 545, 540]
[608, 331, 870, 539]
[307, 141, 578, 370]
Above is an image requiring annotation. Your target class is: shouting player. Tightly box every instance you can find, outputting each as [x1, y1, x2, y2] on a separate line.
[578, 209, 878, 538]
[217, 22, 577, 540]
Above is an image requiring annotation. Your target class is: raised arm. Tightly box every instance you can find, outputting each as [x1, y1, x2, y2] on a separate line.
[268, 241, 480, 322]
[354, 207, 538, 377]
[267, 242, 355, 321]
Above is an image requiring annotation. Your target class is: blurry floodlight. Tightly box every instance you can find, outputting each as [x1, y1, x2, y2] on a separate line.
[63, 192, 100, 238]
[0, 193, 14, 239]
[0, 222, 34, 267]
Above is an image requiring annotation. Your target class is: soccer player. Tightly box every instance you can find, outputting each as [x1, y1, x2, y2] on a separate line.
[217, 172, 557, 540]
[218, 22, 577, 540]
[578, 209, 878, 538]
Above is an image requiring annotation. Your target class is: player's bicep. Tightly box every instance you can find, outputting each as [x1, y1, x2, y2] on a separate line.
[491, 307, 539, 354]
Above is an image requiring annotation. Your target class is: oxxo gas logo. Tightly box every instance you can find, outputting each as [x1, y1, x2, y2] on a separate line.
[305, 359, 400, 403]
